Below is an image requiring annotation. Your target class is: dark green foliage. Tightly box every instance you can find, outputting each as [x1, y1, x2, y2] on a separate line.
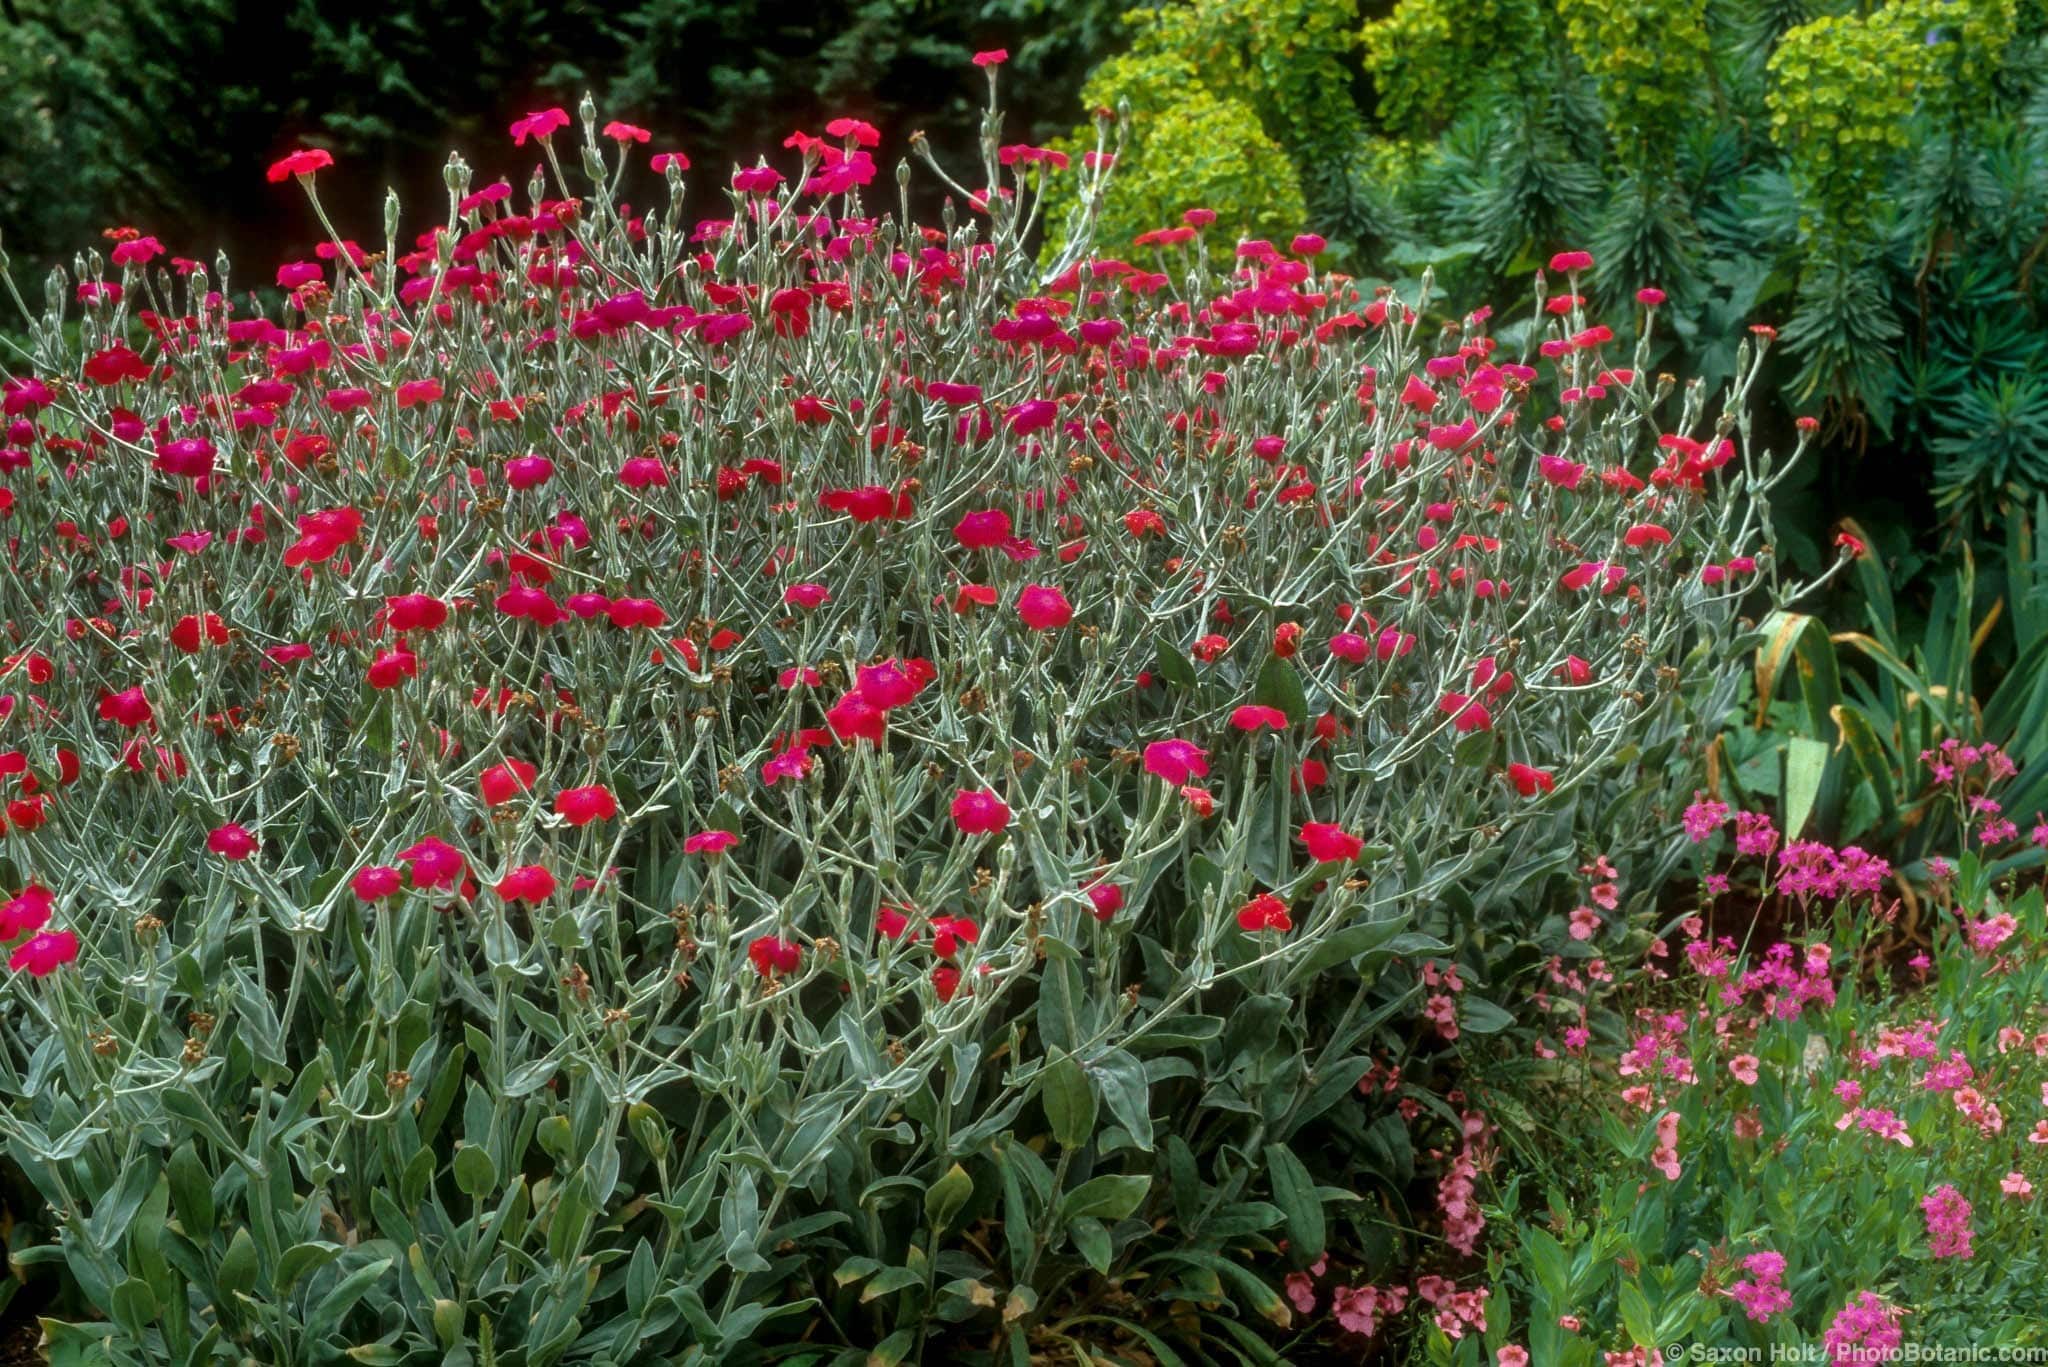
[0, 0, 1107, 278]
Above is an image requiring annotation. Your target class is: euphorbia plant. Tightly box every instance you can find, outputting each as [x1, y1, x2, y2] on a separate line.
[0, 62, 1802, 1365]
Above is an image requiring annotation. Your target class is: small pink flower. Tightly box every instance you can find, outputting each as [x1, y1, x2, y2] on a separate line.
[1649, 1111, 1681, 1181]
[1730, 1054, 1760, 1085]
[685, 830, 739, 857]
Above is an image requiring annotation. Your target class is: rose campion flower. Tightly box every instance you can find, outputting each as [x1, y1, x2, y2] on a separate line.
[98, 686, 154, 729]
[0, 886, 55, 939]
[1236, 892, 1292, 933]
[1142, 739, 1209, 784]
[367, 648, 419, 690]
[685, 830, 739, 856]
[1016, 584, 1073, 631]
[1086, 882, 1124, 922]
[399, 837, 466, 890]
[950, 788, 1011, 835]
[352, 865, 403, 901]
[9, 929, 80, 976]
[1230, 705, 1289, 732]
[480, 759, 539, 805]
[749, 935, 800, 978]
[267, 148, 335, 182]
[207, 823, 258, 861]
[1300, 821, 1363, 863]
[953, 509, 1012, 549]
[494, 864, 557, 904]
[784, 583, 831, 609]
[386, 594, 450, 631]
[555, 785, 619, 826]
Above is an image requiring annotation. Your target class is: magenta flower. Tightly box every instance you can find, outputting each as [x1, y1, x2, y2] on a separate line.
[494, 864, 556, 904]
[399, 837, 467, 890]
[950, 788, 1011, 835]
[351, 866, 403, 901]
[207, 824, 258, 861]
[555, 785, 619, 826]
[509, 108, 571, 145]
[1016, 584, 1073, 631]
[0, 886, 55, 939]
[1300, 821, 1363, 863]
[1142, 739, 1209, 785]
[9, 929, 80, 976]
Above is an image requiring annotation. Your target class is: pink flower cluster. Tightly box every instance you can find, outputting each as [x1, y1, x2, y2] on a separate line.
[1437, 1112, 1490, 1255]
[1920, 1183, 1974, 1259]
[1824, 1292, 1903, 1366]
[1727, 1250, 1792, 1323]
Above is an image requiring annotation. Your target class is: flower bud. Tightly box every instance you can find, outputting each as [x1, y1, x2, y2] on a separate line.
[443, 152, 470, 199]
[385, 188, 402, 241]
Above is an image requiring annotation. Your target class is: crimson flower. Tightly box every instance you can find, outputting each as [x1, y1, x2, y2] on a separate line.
[1300, 821, 1363, 863]
[1438, 693, 1492, 733]
[950, 788, 1011, 835]
[399, 837, 466, 890]
[1086, 882, 1124, 923]
[98, 686, 153, 729]
[1236, 893, 1293, 934]
[509, 108, 571, 146]
[1142, 739, 1209, 785]
[266, 148, 335, 183]
[386, 594, 450, 631]
[1017, 584, 1073, 631]
[0, 886, 55, 939]
[207, 824, 258, 861]
[954, 509, 1012, 549]
[1230, 705, 1289, 732]
[685, 830, 739, 856]
[555, 785, 619, 826]
[826, 689, 886, 743]
[480, 759, 539, 805]
[366, 648, 418, 690]
[352, 866, 403, 901]
[749, 935, 800, 978]
[9, 929, 80, 976]
[495, 864, 556, 903]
